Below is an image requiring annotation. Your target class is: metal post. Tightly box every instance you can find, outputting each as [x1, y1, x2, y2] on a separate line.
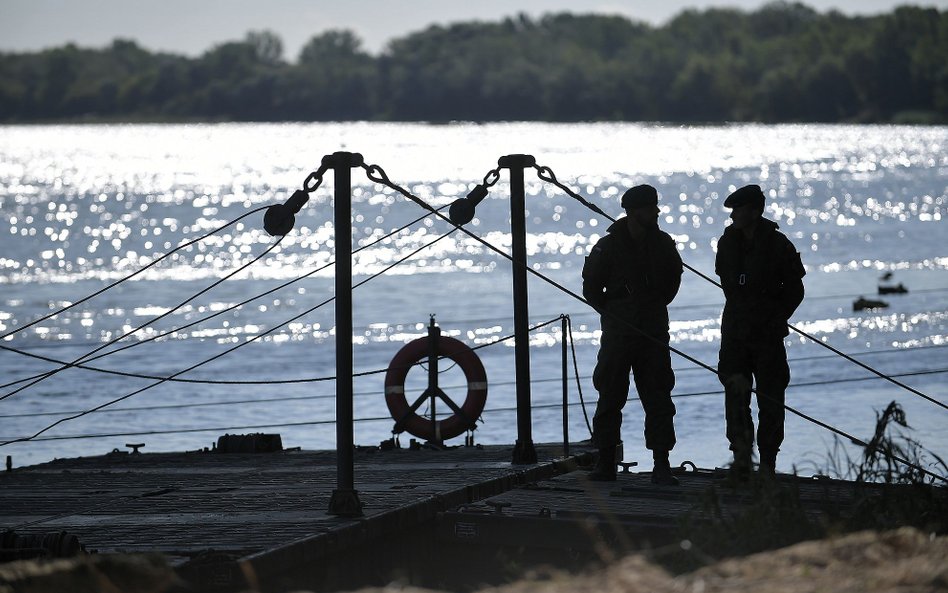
[561, 315, 569, 457]
[427, 315, 442, 446]
[499, 154, 537, 464]
[327, 151, 364, 517]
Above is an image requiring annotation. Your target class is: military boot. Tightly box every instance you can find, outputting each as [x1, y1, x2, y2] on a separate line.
[650, 450, 679, 486]
[759, 449, 777, 479]
[588, 447, 617, 481]
[727, 448, 753, 484]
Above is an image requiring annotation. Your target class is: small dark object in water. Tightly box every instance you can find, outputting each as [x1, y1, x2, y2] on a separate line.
[854, 296, 889, 311]
[878, 282, 908, 295]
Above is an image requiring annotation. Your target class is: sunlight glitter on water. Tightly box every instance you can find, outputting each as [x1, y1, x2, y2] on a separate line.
[1, 123, 946, 470]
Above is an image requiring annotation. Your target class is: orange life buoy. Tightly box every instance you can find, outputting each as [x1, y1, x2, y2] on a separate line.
[384, 335, 487, 442]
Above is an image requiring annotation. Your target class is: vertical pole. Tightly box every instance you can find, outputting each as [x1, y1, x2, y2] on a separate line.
[327, 151, 364, 517]
[499, 154, 537, 465]
[427, 315, 441, 446]
[561, 315, 569, 457]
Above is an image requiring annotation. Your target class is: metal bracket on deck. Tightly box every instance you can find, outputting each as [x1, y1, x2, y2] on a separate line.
[486, 500, 511, 515]
[328, 488, 364, 517]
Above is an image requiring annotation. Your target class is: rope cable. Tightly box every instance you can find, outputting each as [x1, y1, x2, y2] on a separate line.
[6, 282, 947, 357]
[0, 206, 269, 341]
[0, 210, 437, 391]
[535, 163, 947, 412]
[0, 236, 286, 401]
[366, 163, 948, 483]
[8, 364, 945, 422]
[4, 162, 944, 481]
[0, 227, 459, 447]
[565, 315, 593, 436]
[9, 366, 948, 444]
[3, 329, 946, 389]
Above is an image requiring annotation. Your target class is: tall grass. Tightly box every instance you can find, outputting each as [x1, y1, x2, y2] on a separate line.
[663, 401, 947, 573]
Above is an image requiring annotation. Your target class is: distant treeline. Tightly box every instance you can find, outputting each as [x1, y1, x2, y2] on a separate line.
[1, 2, 946, 124]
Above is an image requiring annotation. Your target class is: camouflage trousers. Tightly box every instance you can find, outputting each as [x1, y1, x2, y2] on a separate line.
[592, 331, 676, 452]
[718, 334, 790, 458]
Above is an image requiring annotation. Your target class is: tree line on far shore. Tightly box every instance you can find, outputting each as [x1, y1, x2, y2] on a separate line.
[1, 2, 946, 124]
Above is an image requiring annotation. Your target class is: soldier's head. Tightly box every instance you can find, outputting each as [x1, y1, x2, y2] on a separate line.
[724, 184, 765, 230]
[621, 184, 660, 230]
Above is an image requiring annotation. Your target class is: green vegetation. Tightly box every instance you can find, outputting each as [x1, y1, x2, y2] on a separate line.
[1, 2, 947, 123]
[666, 401, 947, 573]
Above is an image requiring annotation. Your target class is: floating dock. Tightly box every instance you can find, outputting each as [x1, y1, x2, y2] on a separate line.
[0, 441, 928, 592]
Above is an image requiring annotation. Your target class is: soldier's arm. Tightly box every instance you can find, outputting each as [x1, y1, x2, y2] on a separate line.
[779, 240, 806, 319]
[714, 235, 735, 298]
[582, 243, 608, 309]
[659, 234, 683, 305]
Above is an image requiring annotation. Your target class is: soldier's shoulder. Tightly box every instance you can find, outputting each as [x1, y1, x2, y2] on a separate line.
[654, 228, 681, 255]
[590, 231, 616, 251]
[655, 228, 676, 243]
[771, 228, 798, 252]
[718, 226, 740, 248]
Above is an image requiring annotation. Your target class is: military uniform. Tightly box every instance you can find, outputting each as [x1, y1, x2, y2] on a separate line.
[716, 185, 805, 472]
[582, 201, 683, 460]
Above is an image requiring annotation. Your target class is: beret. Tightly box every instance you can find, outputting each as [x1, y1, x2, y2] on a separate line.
[620, 184, 658, 209]
[724, 184, 765, 209]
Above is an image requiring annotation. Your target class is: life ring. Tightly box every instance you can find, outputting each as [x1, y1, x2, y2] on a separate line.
[384, 335, 487, 442]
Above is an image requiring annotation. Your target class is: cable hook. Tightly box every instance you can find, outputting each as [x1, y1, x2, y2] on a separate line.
[363, 163, 389, 185]
[534, 165, 556, 184]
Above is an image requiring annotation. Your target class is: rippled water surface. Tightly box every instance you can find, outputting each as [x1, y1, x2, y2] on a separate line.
[1, 123, 946, 474]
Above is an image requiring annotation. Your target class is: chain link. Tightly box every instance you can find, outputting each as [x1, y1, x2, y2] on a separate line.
[482, 168, 501, 188]
[302, 164, 328, 193]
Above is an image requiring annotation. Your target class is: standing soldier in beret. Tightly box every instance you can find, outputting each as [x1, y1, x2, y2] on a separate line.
[716, 184, 805, 479]
[582, 184, 683, 484]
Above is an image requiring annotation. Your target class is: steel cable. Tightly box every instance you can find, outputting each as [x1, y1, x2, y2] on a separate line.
[0, 210, 436, 391]
[0, 206, 269, 341]
[565, 315, 593, 436]
[5, 365, 947, 422]
[535, 163, 947, 412]
[8, 367, 948, 443]
[4, 161, 944, 482]
[365, 163, 948, 483]
[0, 227, 460, 447]
[3, 329, 946, 389]
[0, 236, 287, 401]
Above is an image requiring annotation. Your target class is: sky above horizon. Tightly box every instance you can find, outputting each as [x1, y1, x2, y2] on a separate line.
[2, 0, 946, 60]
